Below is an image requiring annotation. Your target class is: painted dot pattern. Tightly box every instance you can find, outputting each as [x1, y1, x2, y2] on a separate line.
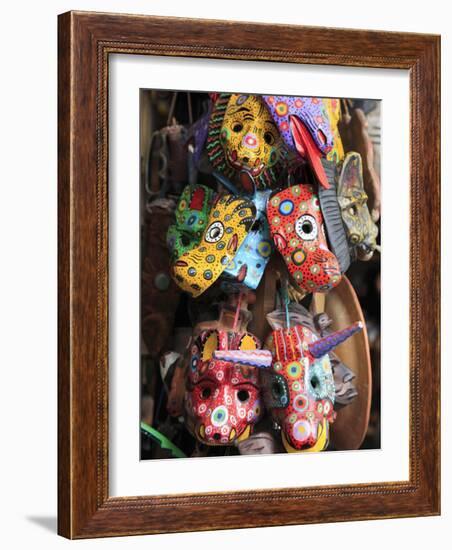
[262, 324, 336, 452]
[263, 95, 334, 155]
[185, 328, 264, 446]
[267, 184, 342, 294]
[172, 194, 257, 297]
[167, 184, 215, 261]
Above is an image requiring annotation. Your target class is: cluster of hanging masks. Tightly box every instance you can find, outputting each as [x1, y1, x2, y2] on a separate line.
[168, 92, 379, 301]
[183, 301, 363, 452]
[165, 91, 379, 453]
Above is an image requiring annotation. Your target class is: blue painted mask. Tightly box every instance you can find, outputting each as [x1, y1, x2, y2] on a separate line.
[222, 190, 273, 290]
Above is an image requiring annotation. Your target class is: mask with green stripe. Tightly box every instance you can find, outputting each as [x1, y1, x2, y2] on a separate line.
[206, 93, 288, 192]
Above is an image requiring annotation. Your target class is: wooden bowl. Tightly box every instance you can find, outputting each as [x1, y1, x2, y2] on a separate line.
[311, 275, 372, 450]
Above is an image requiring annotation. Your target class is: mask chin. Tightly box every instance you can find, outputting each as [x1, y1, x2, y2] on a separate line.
[281, 419, 329, 453]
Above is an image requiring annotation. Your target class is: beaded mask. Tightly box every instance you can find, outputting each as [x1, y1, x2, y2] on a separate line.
[262, 322, 362, 452]
[185, 329, 271, 445]
[267, 184, 342, 294]
[206, 93, 287, 191]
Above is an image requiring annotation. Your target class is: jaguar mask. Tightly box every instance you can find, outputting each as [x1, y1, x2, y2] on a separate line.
[185, 329, 271, 445]
[262, 322, 362, 452]
[337, 152, 379, 261]
[206, 93, 287, 192]
[171, 194, 257, 297]
[267, 184, 342, 294]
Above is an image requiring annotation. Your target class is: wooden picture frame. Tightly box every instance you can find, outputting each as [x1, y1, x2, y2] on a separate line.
[58, 11, 440, 538]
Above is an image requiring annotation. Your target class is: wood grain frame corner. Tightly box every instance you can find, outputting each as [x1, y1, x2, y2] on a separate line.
[58, 10, 440, 539]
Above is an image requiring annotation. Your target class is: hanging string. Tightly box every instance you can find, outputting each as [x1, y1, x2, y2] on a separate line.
[212, 170, 240, 195]
[167, 91, 178, 126]
[232, 292, 243, 332]
[280, 275, 291, 330]
[285, 297, 290, 330]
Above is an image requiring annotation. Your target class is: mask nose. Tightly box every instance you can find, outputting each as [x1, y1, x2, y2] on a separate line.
[242, 132, 259, 150]
[315, 248, 340, 273]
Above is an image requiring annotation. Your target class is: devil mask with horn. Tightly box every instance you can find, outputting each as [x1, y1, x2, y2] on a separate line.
[185, 328, 272, 445]
[262, 322, 362, 452]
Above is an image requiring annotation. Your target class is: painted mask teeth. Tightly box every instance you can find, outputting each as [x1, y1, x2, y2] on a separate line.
[226, 151, 265, 177]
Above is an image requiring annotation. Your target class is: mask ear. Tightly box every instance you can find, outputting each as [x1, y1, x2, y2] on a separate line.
[200, 330, 219, 361]
[260, 370, 290, 409]
[338, 152, 364, 195]
[238, 333, 259, 351]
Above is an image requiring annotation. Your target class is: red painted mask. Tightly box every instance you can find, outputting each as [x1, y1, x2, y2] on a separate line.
[185, 329, 269, 445]
[267, 184, 342, 294]
[262, 322, 362, 452]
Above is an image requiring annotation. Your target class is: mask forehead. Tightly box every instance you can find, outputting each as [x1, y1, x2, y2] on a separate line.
[263, 95, 334, 155]
[224, 93, 265, 120]
[267, 184, 342, 293]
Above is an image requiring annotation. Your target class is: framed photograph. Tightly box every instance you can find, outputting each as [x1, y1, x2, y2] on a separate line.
[58, 11, 440, 538]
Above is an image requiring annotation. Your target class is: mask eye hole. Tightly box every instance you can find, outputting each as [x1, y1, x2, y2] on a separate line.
[201, 387, 212, 399]
[237, 389, 250, 402]
[295, 215, 318, 241]
[264, 131, 275, 145]
[263, 373, 289, 408]
[205, 221, 224, 243]
[310, 375, 320, 390]
[308, 364, 330, 400]
[232, 122, 243, 133]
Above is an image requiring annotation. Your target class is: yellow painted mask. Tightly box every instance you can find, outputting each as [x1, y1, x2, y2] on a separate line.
[337, 152, 379, 261]
[206, 94, 287, 191]
[171, 194, 257, 297]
